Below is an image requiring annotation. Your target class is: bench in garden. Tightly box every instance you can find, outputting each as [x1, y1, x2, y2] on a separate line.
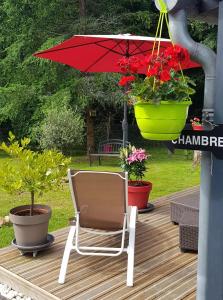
[89, 139, 130, 166]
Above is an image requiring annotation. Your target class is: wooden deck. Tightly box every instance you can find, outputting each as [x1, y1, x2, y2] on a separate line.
[0, 187, 199, 300]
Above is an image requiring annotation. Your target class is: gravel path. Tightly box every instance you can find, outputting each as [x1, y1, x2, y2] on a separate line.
[0, 283, 32, 300]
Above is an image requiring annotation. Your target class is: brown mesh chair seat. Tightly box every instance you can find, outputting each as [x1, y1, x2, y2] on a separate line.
[58, 170, 137, 287]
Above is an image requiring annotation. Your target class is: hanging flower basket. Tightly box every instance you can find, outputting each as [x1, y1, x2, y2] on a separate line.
[117, 5, 197, 141]
[134, 100, 192, 140]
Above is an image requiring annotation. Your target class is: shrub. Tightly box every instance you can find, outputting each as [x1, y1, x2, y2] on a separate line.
[39, 107, 85, 154]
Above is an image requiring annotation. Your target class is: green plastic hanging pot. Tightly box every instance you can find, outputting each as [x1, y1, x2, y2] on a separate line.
[134, 100, 192, 141]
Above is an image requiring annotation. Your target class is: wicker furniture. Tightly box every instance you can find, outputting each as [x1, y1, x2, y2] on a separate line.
[179, 210, 199, 252]
[170, 193, 199, 224]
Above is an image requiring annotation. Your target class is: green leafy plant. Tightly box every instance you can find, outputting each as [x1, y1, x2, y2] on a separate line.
[129, 71, 196, 104]
[120, 145, 149, 184]
[0, 132, 71, 216]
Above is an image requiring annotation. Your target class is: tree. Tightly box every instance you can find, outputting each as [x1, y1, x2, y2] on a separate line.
[0, 132, 70, 215]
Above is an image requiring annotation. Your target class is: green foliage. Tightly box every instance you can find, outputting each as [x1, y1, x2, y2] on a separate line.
[38, 107, 85, 154]
[189, 20, 217, 50]
[0, 0, 217, 145]
[0, 84, 38, 137]
[0, 132, 71, 212]
[75, 73, 125, 109]
[130, 71, 196, 104]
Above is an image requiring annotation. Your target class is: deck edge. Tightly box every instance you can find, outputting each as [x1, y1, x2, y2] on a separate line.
[0, 266, 60, 300]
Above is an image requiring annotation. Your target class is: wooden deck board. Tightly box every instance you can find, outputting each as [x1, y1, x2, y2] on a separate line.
[0, 187, 199, 300]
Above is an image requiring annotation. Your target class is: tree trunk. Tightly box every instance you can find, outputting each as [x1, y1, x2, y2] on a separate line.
[86, 109, 95, 155]
[79, 0, 86, 33]
[79, 0, 86, 17]
[106, 113, 112, 140]
[30, 191, 35, 216]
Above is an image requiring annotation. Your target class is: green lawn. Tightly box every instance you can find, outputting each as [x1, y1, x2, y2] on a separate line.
[0, 148, 200, 248]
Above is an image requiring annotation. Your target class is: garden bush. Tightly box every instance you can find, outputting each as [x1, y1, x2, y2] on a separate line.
[39, 107, 85, 154]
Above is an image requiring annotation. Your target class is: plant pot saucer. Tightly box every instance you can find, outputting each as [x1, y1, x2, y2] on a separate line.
[12, 233, 54, 257]
[138, 203, 155, 214]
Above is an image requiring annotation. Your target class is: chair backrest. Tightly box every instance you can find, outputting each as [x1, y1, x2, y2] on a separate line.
[68, 170, 128, 231]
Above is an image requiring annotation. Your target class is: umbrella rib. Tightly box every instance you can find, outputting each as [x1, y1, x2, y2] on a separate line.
[116, 42, 126, 55]
[132, 44, 166, 56]
[84, 40, 125, 71]
[130, 41, 146, 55]
[94, 40, 126, 55]
[35, 38, 116, 55]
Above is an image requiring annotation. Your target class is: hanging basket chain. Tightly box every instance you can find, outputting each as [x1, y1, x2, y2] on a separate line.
[158, 0, 168, 13]
[164, 13, 186, 82]
[150, 0, 188, 91]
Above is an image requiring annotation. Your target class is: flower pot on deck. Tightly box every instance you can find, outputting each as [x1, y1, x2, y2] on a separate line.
[128, 181, 152, 209]
[134, 101, 191, 141]
[192, 124, 204, 131]
[9, 204, 52, 247]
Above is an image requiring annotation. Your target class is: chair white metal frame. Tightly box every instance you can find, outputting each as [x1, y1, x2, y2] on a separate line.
[58, 169, 137, 287]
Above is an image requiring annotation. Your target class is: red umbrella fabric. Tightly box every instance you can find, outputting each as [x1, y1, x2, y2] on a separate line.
[34, 34, 199, 73]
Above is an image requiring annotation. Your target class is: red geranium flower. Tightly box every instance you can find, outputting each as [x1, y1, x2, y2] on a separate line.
[167, 59, 179, 70]
[117, 56, 142, 74]
[160, 70, 171, 82]
[164, 45, 190, 68]
[147, 65, 160, 77]
[118, 75, 136, 86]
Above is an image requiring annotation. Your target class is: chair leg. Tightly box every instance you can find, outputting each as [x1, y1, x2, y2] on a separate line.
[58, 226, 76, 284]
[127, 206, 137, 287]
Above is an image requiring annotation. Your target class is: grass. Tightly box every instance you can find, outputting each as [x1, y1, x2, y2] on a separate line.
[0, 148, 200, 248]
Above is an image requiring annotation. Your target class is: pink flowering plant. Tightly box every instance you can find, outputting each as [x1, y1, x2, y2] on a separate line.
[120, 145, 149, 185]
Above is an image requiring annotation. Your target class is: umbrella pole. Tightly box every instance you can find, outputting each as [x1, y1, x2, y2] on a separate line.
[122, 85, 129, 147]
[122, 101, 128, 147]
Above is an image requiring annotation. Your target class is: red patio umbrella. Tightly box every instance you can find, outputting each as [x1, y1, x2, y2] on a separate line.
[34, 34, 199, 73]
[34, 34, 200, 145]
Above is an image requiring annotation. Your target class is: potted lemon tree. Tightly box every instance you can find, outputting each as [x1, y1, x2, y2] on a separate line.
[118, 45, 196, 141]
[120, 145, 152, 209]
[0, 132, 70, 248]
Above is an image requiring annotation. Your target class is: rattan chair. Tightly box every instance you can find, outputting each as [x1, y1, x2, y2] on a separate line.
[58, 170, 137, 287]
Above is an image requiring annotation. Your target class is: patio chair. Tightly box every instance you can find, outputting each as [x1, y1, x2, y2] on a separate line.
[58, 169, 137, 287]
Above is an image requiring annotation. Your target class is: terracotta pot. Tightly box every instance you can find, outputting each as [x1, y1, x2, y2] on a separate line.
[128, 181, 152, 209]
[9, 204, 52, 247]
[192, 124, 204, 131]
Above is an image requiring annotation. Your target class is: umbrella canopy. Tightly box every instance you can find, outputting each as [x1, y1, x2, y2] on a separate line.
[34, 34, 200, 73]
